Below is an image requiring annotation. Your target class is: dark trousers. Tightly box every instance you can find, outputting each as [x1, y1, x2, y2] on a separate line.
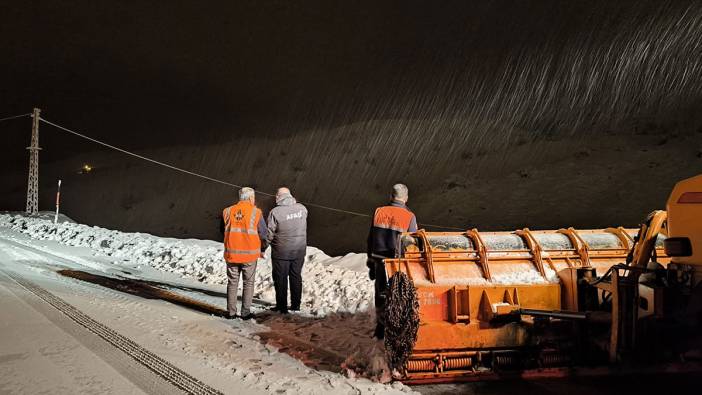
[372, 256, 389, 337]
[272, 256, 304, 310]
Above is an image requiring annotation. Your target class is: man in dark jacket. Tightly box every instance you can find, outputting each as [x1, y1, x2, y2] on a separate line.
[367, 183, 418, 339]
[267, 187, 308, 314]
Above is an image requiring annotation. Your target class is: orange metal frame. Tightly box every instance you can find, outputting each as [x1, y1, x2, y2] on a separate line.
[385, 227, 670, 382]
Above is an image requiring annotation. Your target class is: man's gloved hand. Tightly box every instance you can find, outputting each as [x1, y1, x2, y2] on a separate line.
[367, 259, 376, 280]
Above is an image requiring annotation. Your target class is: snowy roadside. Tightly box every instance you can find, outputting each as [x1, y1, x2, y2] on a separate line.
[0, 213, 372, 316]
[0, 229, 414, 394]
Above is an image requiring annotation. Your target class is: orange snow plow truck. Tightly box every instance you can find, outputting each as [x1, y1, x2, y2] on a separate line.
[384, 174, 702, 383]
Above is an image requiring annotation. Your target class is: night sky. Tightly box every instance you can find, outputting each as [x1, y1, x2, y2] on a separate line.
[2, 1, 503, 153]
[2, 1, 702, 253]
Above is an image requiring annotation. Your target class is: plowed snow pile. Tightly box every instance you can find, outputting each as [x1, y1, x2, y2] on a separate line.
[0, 214, 371, 316]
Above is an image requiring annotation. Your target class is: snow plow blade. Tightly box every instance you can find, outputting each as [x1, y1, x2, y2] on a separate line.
[384, 227, 670, 383]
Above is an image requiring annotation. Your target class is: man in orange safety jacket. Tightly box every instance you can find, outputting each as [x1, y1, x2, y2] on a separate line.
[223, 187, 268, 320]
[367, 183, 417, 339]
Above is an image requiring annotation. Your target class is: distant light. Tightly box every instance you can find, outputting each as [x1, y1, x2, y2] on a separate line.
[81, 164, 92, 173]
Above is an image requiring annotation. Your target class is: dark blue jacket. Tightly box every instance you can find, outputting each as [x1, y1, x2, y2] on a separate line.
[367, 200, 417, 259]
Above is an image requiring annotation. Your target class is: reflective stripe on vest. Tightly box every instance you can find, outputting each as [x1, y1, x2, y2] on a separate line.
[248, 208, 257, 232]
[225, 248, 261, 255]
[223, 202, 261, 263]
[373, 206, 413, 233]
[225, 227, 259, 235]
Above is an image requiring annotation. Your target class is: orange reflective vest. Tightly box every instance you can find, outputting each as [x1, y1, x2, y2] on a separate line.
[223, 201, 262, 264]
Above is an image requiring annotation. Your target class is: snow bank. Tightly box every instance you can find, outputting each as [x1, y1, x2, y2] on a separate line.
[0, 210, 75, 223]
[0, 214, 372, 316]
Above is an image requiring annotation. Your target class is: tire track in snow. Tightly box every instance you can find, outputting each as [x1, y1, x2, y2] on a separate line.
[0, 237, 147, 313]
[0, 268, 224, 395]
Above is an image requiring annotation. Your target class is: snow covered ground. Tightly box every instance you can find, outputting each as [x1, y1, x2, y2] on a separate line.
[0, 213, 412, 394]
[0, 213, 372, 316]
[2, 213, 695, 395]
[0, 213, 576, 393]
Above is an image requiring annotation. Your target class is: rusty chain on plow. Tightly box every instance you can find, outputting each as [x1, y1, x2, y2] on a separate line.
[384, 271, 420, 372]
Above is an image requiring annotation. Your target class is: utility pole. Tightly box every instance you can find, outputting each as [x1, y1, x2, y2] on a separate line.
[26, 108, 41, 215]
[54, 179, 62, 224]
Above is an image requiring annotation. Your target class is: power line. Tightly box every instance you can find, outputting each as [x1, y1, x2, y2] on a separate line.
[0, 113, 31, 122]
[39, 117, 464, 230]
[40, 117, 272, 194]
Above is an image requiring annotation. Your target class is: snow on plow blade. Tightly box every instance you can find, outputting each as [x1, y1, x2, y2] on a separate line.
[384, 227, 669, 383]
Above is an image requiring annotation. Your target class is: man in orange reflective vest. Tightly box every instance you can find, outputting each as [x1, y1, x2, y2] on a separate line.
[367, 183, 417, 339]
[222, 187, 268, 320]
